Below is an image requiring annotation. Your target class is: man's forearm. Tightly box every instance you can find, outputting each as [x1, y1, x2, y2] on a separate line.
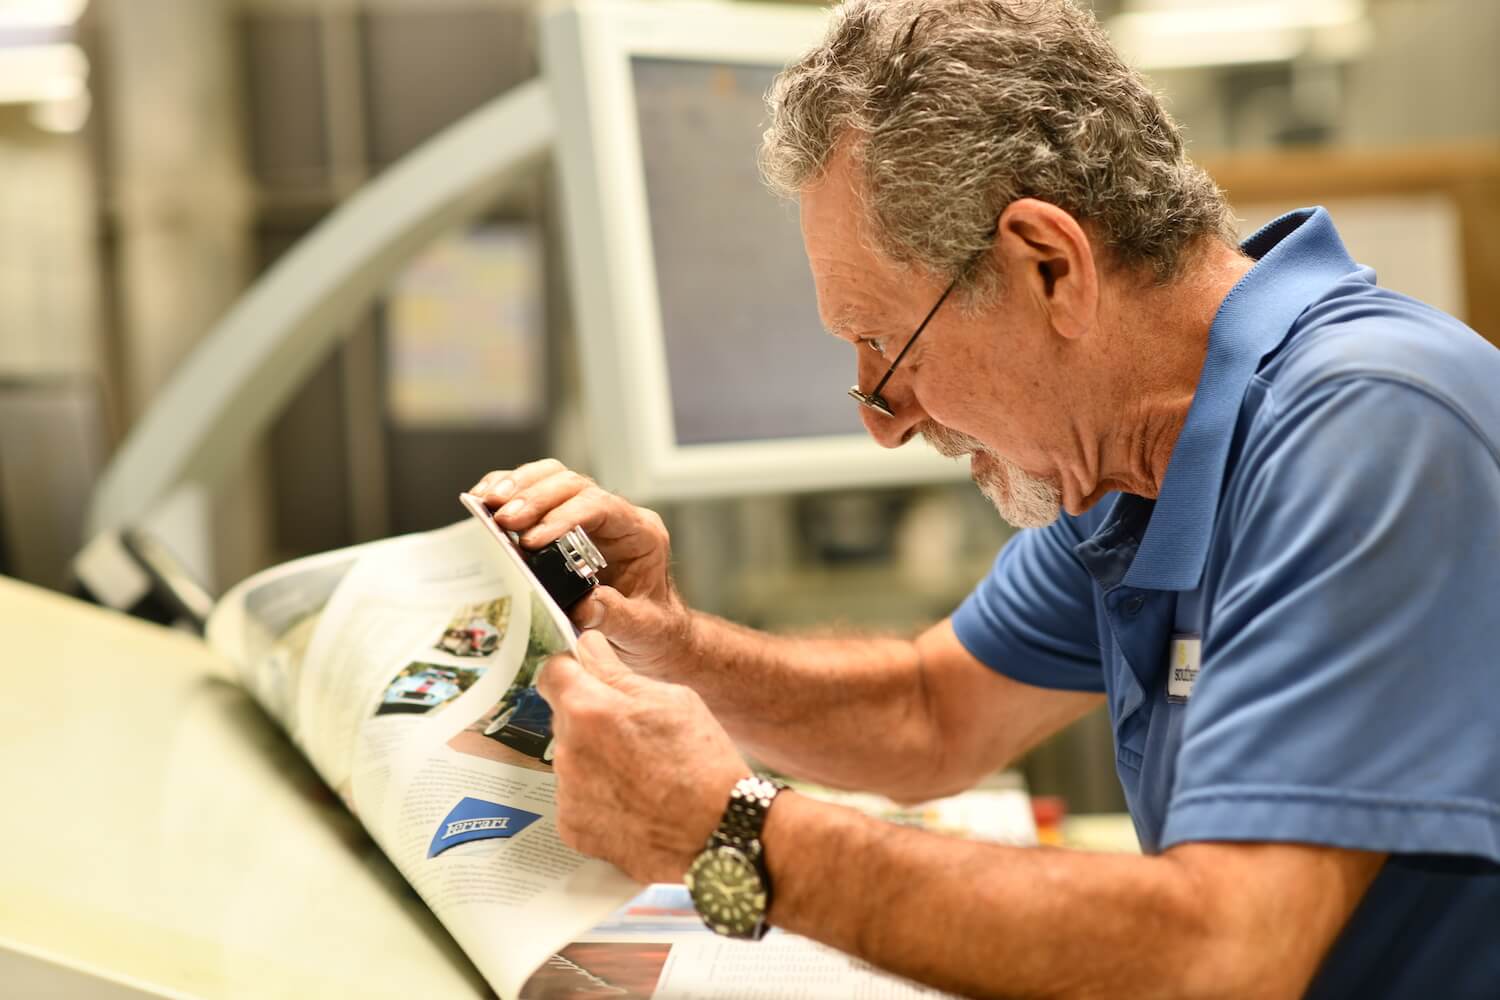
[759, 792, 1341, 1000]
[677, 611, 941, 798]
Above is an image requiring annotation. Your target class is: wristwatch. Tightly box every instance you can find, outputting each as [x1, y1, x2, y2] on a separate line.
[684, 775, 786, 940]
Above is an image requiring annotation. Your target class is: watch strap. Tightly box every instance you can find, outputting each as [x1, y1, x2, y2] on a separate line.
[712, 775, 784, 852]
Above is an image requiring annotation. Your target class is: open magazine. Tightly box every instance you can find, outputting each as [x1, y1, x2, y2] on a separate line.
[204, 496, 987, 998]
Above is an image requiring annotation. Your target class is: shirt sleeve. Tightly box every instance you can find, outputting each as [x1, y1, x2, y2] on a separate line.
[1161, 375, 1500, 863]
[951, 514, 1105, 693]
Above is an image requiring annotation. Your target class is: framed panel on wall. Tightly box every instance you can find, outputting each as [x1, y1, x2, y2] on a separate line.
[1204, 143, 1500, 346]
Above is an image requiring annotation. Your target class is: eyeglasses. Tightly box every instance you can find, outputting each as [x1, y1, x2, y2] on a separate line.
[847, 277, 960, 418]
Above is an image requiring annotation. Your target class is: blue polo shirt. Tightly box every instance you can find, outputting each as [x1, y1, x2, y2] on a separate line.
[953, 208, 1500, 997]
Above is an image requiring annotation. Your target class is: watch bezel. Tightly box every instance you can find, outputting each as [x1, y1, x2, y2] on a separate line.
[685, 842, 769, 939]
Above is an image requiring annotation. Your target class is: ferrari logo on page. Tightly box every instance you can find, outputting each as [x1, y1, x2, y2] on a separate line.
[428, 796, 542, 858]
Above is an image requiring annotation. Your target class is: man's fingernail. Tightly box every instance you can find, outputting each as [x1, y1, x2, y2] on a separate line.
[576, 602, 603, 629]
[499, 498, 525, 517]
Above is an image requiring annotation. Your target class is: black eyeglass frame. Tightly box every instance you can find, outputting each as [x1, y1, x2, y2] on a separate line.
[847, 277, 960, 418]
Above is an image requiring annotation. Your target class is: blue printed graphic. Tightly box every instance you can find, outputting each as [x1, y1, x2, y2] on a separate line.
[428, 796, 542, 858]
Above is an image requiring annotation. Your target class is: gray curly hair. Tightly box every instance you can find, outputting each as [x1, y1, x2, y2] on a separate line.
[761, 0, 1236, 296]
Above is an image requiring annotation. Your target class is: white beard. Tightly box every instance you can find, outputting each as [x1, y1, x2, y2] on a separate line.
[919, 422, 1062, 529]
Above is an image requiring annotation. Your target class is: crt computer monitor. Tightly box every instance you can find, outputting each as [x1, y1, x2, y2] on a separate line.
[543, 0, 969, 501]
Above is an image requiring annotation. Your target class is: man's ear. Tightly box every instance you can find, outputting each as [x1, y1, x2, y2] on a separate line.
[994, 199, 1098, 341]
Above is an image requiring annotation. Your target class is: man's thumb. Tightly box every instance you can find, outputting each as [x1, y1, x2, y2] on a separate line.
[575, 585, 652, 639]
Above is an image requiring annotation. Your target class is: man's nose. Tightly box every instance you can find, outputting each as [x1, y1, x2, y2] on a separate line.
[855, 353, 926, 449]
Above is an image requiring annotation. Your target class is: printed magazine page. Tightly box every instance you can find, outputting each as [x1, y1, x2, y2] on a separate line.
[208, 519, 638, 998]
[521, 884, 960, 999]
[309, 519, 640, 999]
[206, 543, 372, 730]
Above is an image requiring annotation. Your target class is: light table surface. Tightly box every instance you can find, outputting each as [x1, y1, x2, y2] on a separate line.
[0, 576, 487, 999]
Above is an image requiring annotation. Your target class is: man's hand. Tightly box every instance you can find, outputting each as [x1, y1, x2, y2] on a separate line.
[537, 630, 748, 884]
[472, 459, 691, 677]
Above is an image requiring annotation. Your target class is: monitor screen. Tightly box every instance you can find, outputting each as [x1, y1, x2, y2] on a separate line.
[632, 57, 864, 447]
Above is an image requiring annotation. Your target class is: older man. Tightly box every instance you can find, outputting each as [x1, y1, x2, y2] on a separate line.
[474, 1, 1500, 996]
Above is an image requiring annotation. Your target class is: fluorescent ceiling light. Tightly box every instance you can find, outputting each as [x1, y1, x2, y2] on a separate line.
[0, 41, 86, 104]
[1109, 0, 1370, 70]
[0, 0, 88, 30]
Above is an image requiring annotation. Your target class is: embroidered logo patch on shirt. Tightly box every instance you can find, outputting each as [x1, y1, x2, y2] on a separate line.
[1167, 635, 1201, 703]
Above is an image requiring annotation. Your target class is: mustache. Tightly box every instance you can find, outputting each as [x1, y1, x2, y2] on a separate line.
[917, 421, 987, 459]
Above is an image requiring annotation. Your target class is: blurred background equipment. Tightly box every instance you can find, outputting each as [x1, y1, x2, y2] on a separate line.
[0, 0, 104, 592]
[0, 0, 1495, 813]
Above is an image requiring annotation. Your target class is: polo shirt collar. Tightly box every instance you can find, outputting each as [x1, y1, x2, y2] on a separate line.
[1120, 206, 1360, 591]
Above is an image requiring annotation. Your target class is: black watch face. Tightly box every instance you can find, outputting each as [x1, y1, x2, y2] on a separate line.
[686, 845, 767, 938]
